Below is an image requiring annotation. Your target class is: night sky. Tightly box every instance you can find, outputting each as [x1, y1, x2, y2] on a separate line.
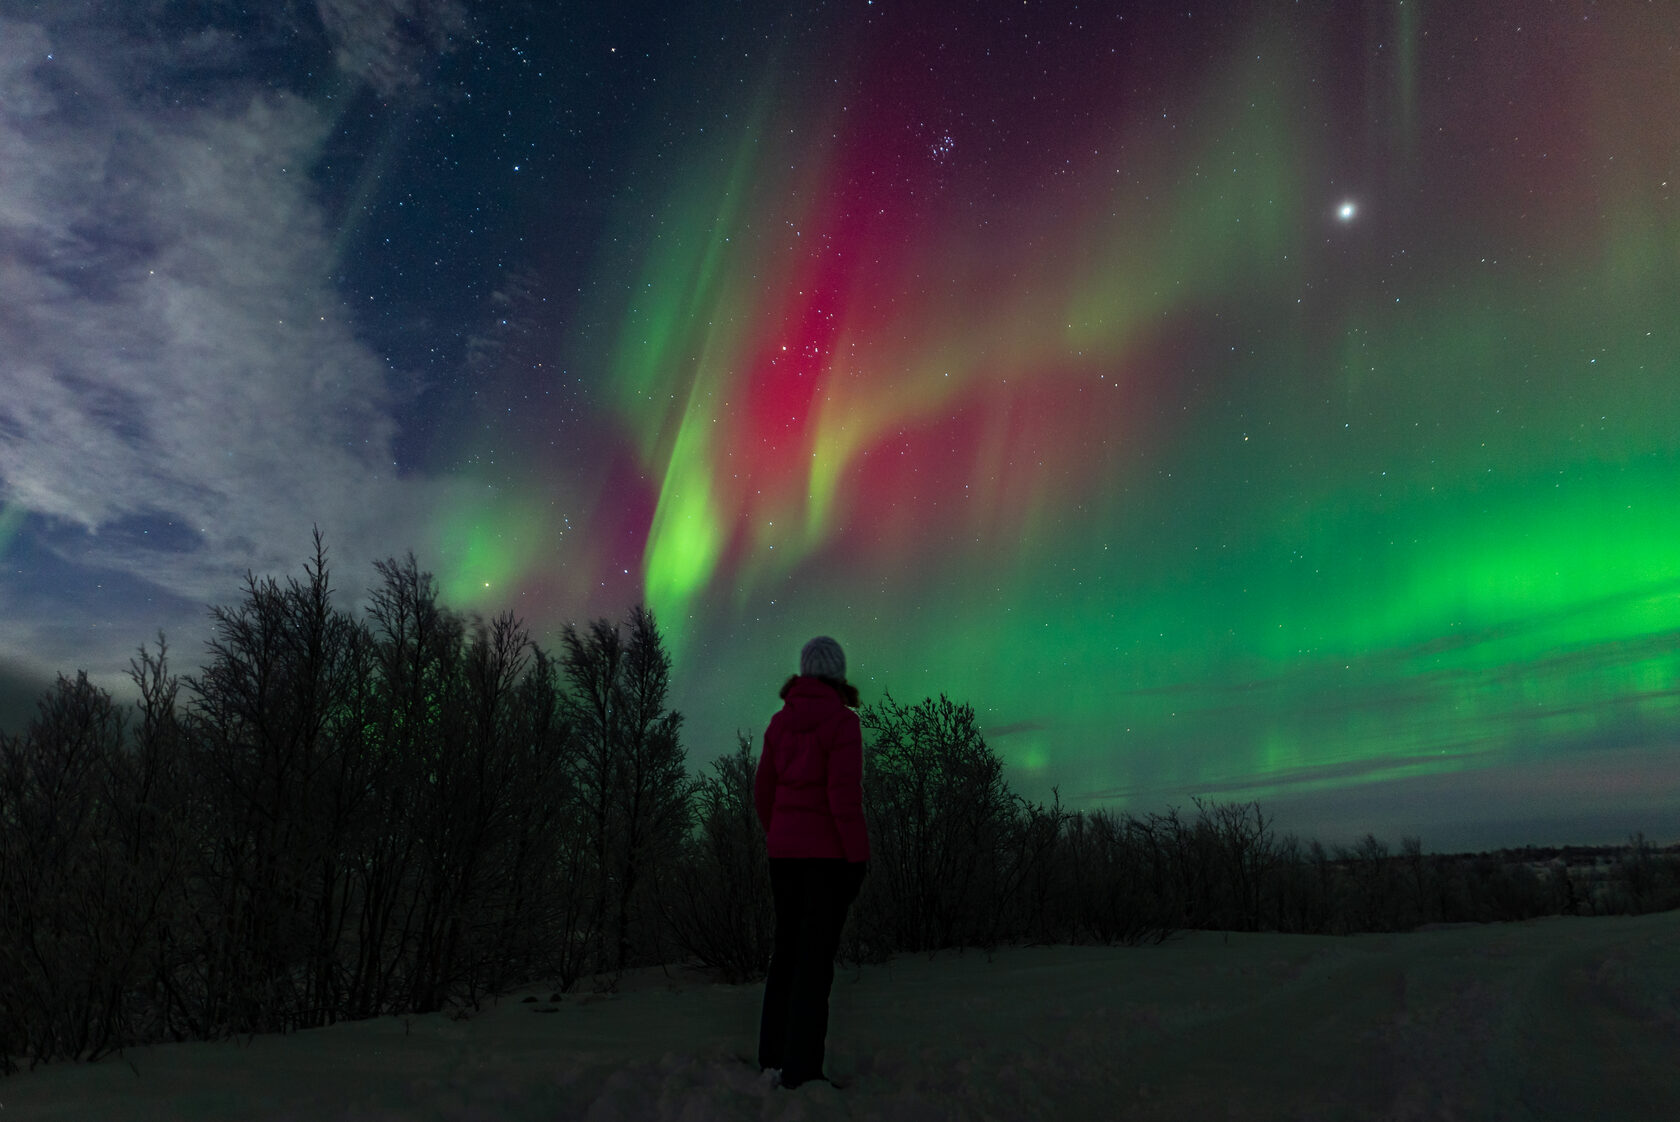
[3, 1, 1677, 850]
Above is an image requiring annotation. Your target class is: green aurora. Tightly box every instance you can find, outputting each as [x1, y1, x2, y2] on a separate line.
[401, 3, 1680, 843]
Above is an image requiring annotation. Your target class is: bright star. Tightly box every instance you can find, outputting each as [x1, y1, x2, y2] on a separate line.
[1337, 200, 1357, 222]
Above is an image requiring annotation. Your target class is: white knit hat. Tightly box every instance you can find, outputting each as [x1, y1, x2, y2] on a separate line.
[800, 635, 846, 679]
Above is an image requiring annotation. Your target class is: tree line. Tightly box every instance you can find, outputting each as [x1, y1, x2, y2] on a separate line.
[3, 537, 1675, 1073]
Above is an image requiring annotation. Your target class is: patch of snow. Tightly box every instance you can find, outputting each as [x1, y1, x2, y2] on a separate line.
[5, 913, 1678, 1120]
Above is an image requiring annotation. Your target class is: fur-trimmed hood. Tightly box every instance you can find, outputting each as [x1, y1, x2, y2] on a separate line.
[779, 673, 859, 708]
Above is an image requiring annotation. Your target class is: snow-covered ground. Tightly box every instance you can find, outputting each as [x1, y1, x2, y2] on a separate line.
[6, 911, 1678, 1121]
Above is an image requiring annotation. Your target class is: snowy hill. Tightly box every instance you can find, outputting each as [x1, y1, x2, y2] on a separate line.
[6, 911, 1677, 1121]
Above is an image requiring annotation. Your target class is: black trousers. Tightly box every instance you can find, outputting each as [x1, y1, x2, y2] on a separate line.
[758, 857, 865, 1086]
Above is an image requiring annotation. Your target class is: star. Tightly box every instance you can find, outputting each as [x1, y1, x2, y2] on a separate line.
[1337, 200, 1358, 222]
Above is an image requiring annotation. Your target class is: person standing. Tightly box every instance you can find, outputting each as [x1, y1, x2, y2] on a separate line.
[754, 635, 870, 1090]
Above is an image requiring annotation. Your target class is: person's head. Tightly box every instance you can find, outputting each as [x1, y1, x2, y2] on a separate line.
[781, 635, 859, 707]
[800, 635, 845, 680]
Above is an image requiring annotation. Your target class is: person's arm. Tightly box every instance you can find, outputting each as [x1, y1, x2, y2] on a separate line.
[754, 721, 778, 836]
[827, 712, 870, 863]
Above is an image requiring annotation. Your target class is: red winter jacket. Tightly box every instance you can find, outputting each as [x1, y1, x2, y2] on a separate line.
[754, 677, 870, 863]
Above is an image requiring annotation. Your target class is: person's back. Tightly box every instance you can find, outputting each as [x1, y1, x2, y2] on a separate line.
[758, 676, 868, 864]
[754, 637, 869, 1091]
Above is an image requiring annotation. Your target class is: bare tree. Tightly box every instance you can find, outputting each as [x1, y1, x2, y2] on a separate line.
[560, 616, 623, 977]
[105, 639, 194, 1048]
[1205, 799, 1275, 932]
[352, 553, 463, 1017]
[181, 530, 370, 1034]
[665, 734, 774, 981]
[857, 693, 1015, 953]
[405, 611, 534, 1011]
[0, 672, 132, 1066]
[610, 607, 690, 972]
[559, 606, 689, 981]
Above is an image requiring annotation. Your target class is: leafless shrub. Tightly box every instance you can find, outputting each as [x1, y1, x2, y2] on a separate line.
[853, 693, 1016, 955]
[0, 672, 129, 1068]
[664, 735, 774, 982]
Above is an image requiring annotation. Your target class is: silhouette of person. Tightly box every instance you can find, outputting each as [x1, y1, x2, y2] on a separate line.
[754, 635, 869, 1089]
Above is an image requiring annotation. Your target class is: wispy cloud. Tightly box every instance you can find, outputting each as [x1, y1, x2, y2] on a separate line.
[314, 0, 470, 95]
[0, 13, 461, 677]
